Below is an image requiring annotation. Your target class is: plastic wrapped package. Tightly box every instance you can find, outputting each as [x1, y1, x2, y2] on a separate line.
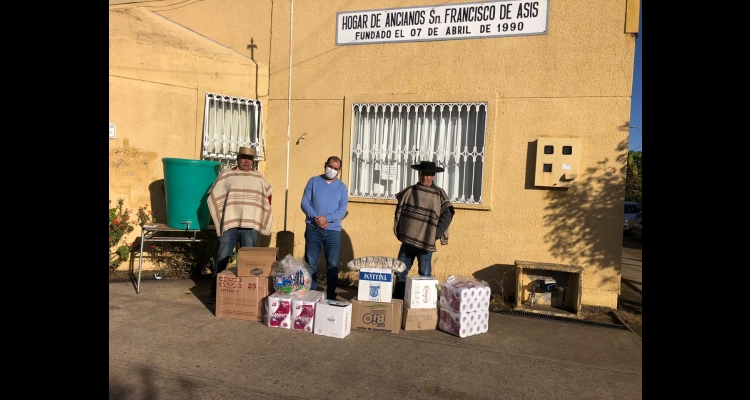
[439, 275, 491, 313]
[438, 307, 489, 338]
[346, 256, 406, 273]
[271, 254, 312, 295]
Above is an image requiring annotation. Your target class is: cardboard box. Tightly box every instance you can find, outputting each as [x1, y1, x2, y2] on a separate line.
[215, 268, 271, 322]
[313, 300, 352, 339]
[405, 277, 439, 309]
[236, 247, 278, 277]
[530, 291, 552, 306]
[351, 296, 403, 334]
[402, 305, 438, 331]
[357, 268, 393, 303]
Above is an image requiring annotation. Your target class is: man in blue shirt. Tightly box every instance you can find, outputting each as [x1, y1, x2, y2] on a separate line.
[301, 156, 349, 300]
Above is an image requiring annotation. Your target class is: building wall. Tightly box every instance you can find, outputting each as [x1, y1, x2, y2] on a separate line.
[109, 4, 268, 248]
[109, 0, 637, 308]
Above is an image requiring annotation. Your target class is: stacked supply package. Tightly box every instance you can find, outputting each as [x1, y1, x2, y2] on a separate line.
[267, 292, 295, 328]
[268, 290, 326, 331]
[266, 255, 316, 329]
[215, 247, 278, 322]
[347, 257, 406, 334]
[291, 290, 325, 332]
[402, 276, 439, 331]
[438, 276, 491, 338]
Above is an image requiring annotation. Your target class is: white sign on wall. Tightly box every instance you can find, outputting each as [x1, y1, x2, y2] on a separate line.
[109, 123, 116, 139]
[336, 0, 549, 46]
[380, 165, 398, 181]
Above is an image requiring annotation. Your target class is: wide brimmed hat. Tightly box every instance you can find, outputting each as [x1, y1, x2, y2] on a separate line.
[410, 161, 444, 173]
[238, 147, 256, 157]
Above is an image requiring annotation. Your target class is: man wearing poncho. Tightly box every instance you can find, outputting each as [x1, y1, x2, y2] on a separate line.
[205, 147, 274, 302]
[392, 161, 455, 299]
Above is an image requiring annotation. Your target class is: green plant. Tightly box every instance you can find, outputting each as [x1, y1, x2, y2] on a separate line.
[625, 150, 642, 204]
[143, 234, 218, 279]
[110, 199, 157, 272]
[109, 199, 152, 271]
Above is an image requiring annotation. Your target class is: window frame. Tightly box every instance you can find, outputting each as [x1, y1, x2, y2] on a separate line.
[345, 99, 492, 208]
[200, 92, 266, 170]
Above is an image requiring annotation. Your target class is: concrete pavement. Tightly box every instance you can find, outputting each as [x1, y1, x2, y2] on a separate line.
[110, 274, 642, 399]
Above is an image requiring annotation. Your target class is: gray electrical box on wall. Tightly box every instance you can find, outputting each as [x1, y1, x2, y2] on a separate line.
[534, 137, 580, 188]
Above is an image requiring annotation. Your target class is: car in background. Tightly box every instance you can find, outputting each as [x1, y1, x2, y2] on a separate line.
[623, 201, 642, 233]
[628, 211, 642, 241]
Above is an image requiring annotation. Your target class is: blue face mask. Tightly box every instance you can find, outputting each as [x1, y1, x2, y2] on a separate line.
[324, 166, 338, 179]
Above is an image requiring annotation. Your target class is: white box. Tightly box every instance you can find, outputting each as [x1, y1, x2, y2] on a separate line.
[405, 277, 439, 309]
[357, 268, 393, 303]
[313, 300, 352, 339]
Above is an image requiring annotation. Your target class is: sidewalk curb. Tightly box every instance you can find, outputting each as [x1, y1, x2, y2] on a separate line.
[611, 310, 642, 343]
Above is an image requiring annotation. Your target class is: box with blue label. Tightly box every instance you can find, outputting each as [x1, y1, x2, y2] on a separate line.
[357, 268, 394, 303]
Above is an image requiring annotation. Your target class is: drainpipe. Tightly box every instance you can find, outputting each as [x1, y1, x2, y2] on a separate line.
[276, 0, 295, 259]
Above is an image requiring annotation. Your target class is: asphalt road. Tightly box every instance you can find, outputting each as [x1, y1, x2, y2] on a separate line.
[619, 236, 642, 312]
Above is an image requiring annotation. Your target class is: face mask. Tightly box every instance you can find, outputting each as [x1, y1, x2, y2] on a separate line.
[324, 167, 338, 179]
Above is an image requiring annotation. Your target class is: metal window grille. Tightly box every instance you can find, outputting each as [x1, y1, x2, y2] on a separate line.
[349, 102, 486, 204]
[201, 92, 265, 170]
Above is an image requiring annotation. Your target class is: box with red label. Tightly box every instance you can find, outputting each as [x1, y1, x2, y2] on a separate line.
[215, 268, 272, 322]
[236, 247, 278, 277]
[405, 276, 439, 309]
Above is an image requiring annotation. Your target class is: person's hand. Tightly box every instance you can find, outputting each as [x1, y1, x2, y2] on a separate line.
[315, 216, 328, 228]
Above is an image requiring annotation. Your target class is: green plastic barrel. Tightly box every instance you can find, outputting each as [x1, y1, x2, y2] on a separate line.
[162, 158, 221, 230]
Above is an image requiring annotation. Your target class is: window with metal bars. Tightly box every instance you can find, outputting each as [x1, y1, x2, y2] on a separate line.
[201, 92, 265, 170]
[349, 102, 486, 204]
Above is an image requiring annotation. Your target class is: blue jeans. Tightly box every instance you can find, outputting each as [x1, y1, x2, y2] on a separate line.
[211, 228, 258, 292]
[304, 224, 341, 299]
[393, 242, 433, 299]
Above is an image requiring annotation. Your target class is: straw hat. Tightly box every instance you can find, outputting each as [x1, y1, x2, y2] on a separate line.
[237, 147, 256, 157]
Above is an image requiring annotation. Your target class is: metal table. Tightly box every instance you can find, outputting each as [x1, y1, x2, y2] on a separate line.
[136, 223, 217, 294]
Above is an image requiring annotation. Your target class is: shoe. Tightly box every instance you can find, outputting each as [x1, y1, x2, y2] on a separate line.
[205, 292, 216, 304]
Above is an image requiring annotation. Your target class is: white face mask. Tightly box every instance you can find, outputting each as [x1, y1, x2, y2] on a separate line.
[324, 167, 338, 180]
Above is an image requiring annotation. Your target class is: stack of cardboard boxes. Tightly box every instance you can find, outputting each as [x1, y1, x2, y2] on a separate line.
[216, 252, 492, 339]
[402, 276, 440, 331]
[215, 247, 279, 322]
[350, 268, 403, 334]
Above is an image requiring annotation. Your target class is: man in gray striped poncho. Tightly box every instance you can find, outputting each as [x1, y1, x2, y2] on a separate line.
[392, 161, 455, 299]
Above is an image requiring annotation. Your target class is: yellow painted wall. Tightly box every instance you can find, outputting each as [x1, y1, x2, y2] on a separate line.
[109, 0, 638, 308]
[109, 4, 268, 268]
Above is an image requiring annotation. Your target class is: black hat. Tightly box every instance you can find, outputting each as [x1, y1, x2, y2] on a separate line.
[410, 161, 444, 173]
